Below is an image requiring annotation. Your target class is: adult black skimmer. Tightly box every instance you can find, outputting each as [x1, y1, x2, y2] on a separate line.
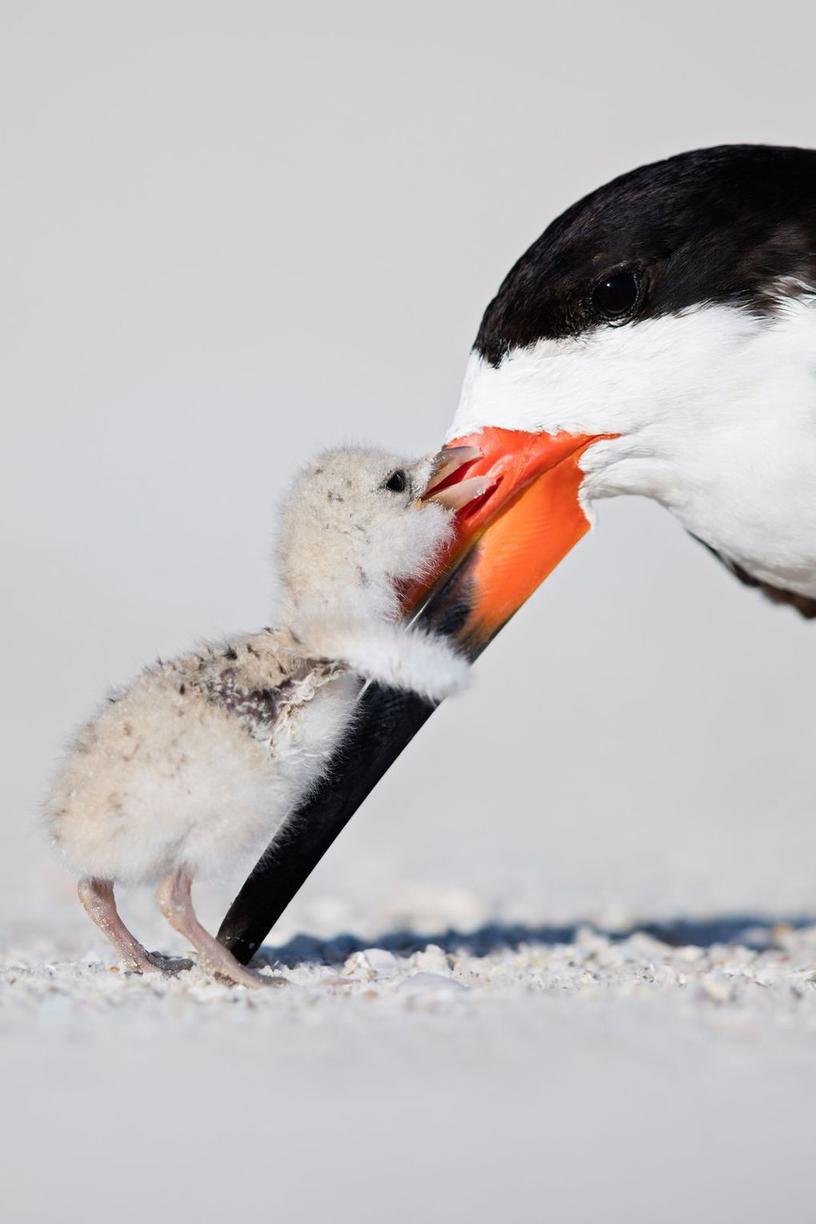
[435, 142, 816, 643]
[219, 144, 816, 962]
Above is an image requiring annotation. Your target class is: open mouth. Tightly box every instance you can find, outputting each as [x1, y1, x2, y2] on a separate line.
[420, 444, 492, 511]
[412, 427, 608, 654]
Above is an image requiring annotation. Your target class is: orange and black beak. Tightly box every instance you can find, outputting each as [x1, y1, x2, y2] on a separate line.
[218, 425, 604, 964]
[417, 426, 606, 657]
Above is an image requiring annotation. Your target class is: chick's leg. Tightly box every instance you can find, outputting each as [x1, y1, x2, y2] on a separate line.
[156, 867, 285, 989]
[78, 877, 192, 975]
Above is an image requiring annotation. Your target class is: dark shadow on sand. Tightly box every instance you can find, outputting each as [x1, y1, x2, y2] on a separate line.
[255, 912, 816, 969]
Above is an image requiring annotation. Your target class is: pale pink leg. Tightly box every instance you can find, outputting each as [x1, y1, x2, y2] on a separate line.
[78, 877, 192, 975]
[156, 867, 285, 989]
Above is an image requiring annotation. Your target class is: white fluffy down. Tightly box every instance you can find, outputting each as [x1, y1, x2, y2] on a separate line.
[278, 446, 469, 701]
[48, 652, 361, 885]
[336, 624, 470, 703]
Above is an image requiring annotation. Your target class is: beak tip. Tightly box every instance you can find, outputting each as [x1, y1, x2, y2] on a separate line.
[425, 474, 493, 512]
[422, 444, 483, 501]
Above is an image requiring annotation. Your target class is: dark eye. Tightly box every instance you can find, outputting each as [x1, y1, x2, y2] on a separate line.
[383, 469, 408, 493]
[592, 270, 640, 322]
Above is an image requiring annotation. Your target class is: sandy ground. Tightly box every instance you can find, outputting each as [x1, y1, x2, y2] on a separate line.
[4, 868, 816, 1224]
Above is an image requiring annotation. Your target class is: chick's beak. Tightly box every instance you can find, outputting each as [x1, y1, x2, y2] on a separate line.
[416, 427, 610, 655]
[421, 445, 490, 510]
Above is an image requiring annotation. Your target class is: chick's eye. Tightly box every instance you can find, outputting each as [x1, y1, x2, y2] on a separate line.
[383, 469, 408, 493]
[592, 270, 640, 321]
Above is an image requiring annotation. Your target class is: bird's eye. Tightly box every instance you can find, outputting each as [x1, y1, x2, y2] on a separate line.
[383, 469, 408, 493]
[592, 270, 640, 322]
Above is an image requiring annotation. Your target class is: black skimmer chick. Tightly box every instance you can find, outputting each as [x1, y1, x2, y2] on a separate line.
[217, 144, 816, 963]
[46, 446, 480, 987]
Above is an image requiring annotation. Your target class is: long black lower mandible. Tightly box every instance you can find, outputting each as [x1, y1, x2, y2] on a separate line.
[217, 546, 484, 964]
[216, 684, 434, 964]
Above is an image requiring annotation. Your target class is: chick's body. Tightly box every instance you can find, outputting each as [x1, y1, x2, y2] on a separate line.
[46, 447, 470, 988]
[49, 630, 358, 887]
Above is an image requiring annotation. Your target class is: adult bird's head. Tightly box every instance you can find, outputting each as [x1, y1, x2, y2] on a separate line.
[423, 143, 816, 650]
